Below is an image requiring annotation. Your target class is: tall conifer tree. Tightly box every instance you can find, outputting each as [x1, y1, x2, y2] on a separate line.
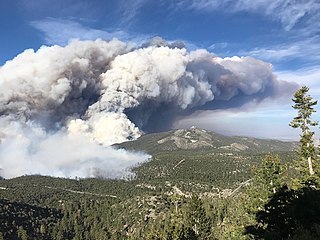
[290, 86, 318, 177]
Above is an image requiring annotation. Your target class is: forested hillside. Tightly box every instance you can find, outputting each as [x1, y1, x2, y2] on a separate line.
[0, 127, 304, 239]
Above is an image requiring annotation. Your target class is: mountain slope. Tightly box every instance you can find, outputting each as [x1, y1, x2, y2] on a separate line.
[115, 127, 298, 154]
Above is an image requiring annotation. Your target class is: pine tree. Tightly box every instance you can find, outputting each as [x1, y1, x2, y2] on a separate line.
[186, 195, 211, 239]
[290, 86, 318, 178]
[255, 155, 283, 195]
[245, 155, 284, 219]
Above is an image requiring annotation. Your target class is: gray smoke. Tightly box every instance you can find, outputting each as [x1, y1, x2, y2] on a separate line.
[0, 38, 297, 178]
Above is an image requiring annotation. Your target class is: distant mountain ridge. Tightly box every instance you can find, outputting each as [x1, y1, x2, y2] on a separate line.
[114, 127, 298, 154]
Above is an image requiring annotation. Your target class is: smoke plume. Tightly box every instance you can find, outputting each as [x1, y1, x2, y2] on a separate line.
[0, 38, 297, 178]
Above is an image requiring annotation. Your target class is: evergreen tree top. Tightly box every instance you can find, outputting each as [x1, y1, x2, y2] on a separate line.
[290, 86, 318, 130]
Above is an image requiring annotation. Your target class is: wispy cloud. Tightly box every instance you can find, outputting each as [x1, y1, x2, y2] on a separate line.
[30, 17, 202, 53]
[23, 0, 151, 27]
[277, 66, 320, 95]
[233, 0, 318, 31]
[20, 0, 97, 20]
[30, 18, 151, 46]
[239, 36, 320, 65]
[207, 42, 229, 51]
[181, 0, 320, 32]
[30, 18, 128, 45]
[117, 0, 147, 24]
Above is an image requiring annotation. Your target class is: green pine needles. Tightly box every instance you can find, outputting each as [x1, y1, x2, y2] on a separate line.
[290, 86, 319, 180]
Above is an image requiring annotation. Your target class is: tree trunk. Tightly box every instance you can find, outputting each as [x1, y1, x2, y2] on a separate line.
[308, 156, 315, 175]
[306, 139, 315, 175]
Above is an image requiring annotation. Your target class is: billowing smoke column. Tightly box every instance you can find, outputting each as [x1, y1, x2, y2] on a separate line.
[0, 38, 297, 179]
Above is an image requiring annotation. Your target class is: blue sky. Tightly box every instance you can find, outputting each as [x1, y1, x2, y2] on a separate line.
[1, 0, 320, 139]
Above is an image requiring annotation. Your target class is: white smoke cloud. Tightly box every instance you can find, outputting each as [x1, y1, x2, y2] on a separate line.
[0, 119, 148, 179]
[0, 38, 298, 179]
